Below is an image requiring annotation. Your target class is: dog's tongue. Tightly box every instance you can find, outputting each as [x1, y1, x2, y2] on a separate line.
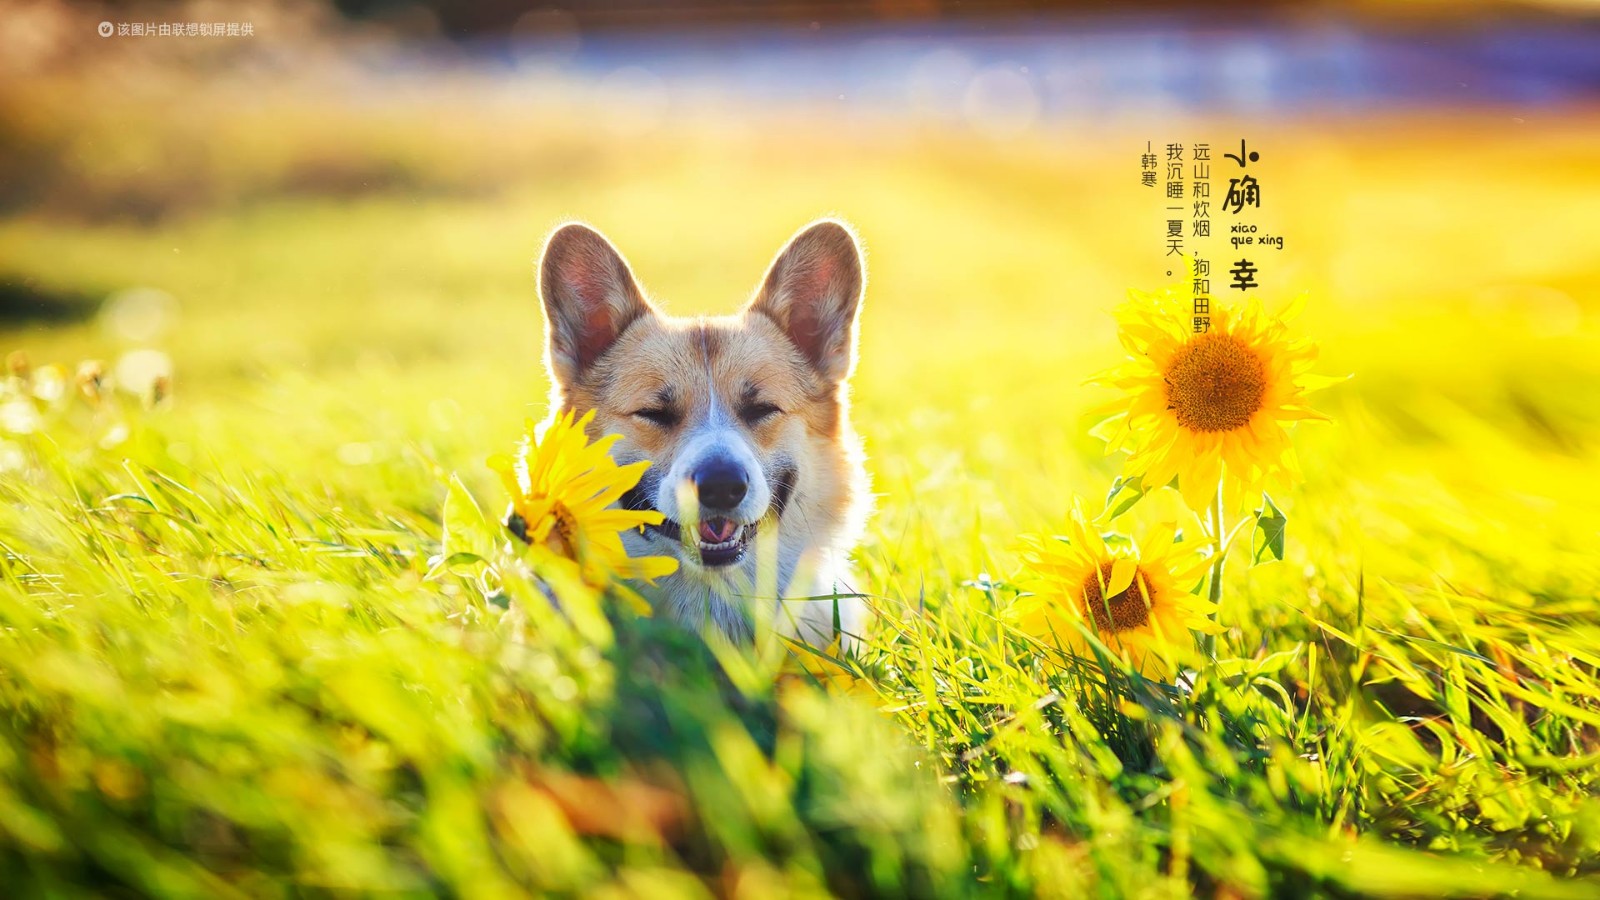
[698, 517, 737, 544]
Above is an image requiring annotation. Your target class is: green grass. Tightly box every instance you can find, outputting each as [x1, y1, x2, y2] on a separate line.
[2, 69, 1600, 896]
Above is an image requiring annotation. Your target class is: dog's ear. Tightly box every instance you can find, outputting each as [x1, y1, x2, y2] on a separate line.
[748, 219, 864, 383]
[539, 223, 652, 386]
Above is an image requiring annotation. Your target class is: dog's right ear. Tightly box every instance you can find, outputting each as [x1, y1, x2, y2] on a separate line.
[539, 223, 651, 386]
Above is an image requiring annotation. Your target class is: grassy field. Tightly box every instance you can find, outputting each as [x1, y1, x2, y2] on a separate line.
[3, 64, 1600, 897]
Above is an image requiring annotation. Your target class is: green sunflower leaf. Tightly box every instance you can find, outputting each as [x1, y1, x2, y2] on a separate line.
[1252, 492, 1287, 565]
[431, 472, 494, 578]
[1101, 474, 1148, 521]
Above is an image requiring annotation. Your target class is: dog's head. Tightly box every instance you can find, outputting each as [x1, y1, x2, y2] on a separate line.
[536, 219, 865, 579]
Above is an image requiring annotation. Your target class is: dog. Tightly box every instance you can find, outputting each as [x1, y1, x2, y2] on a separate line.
[532, 219, 872, 650]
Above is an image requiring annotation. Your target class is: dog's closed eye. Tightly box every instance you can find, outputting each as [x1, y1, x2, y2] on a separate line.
[738, 401, 783, 425]
[633, 407, 681, 428]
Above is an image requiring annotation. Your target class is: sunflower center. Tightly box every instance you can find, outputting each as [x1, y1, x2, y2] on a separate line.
[1162, 331, 1268, 433]
[1081, 561, 1150, 634]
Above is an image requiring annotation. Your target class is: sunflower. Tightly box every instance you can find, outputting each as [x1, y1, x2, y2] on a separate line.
[1091, 286, 1330, 512]
[1014, 505, 1219, 678]
[490, 409, 677, 586]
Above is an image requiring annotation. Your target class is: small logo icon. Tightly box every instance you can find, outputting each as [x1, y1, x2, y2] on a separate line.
[97, 21, 114, 37]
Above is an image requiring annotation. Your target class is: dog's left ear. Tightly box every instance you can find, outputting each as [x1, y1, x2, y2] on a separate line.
[748, 219, 864, 383]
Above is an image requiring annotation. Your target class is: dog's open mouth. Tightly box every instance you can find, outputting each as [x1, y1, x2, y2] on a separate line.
[622, 467, 794, 570]
[643, 516, 757, 568]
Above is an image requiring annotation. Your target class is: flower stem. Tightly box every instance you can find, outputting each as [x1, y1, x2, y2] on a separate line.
[1203, 478, 1225, 660]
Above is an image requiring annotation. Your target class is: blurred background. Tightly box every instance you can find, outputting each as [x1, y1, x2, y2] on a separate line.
[1, 0, 1598, 552]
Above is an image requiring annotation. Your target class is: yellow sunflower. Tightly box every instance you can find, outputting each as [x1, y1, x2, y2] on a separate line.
[490, 409, 677, 586]
[1092, 287, 1330, 512]
[1014, 505, 1219, 678]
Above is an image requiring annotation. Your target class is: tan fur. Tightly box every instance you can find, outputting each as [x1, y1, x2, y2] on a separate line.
[536, 219, 872, 649]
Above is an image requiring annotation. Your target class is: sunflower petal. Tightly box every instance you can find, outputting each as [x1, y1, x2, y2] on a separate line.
[1107, 556, 1137, 598]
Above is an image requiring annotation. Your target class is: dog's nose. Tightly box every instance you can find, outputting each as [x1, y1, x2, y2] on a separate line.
[693, 458, 748, 511]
